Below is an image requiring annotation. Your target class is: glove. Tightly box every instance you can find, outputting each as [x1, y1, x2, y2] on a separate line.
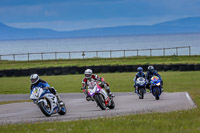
[101, 81, 106, 85]
[81, 87, 85, 90]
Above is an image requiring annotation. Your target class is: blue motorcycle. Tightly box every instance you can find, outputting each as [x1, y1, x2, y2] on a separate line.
[150, 76, 162, 100]
[135, 77, 146, 99]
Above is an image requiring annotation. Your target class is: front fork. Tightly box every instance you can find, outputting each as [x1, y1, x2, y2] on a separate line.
[99, 89, 111, 106]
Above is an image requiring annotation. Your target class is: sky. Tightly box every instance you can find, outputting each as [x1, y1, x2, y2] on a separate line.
[0, 0, 200, 31]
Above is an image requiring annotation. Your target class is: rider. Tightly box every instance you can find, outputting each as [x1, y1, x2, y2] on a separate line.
[30, 74, 63, 105]
[81, 69, 112, 100]
[145, 66, 163, 92]
[133, 67, 146, 93]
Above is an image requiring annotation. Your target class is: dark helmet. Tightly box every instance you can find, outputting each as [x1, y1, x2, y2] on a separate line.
[148, 66, 154, 73]
[30, 74, 39, 84]
[137, 67, 143, 73]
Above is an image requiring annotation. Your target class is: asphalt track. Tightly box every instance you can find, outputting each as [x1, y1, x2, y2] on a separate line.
[0, 92, 196, 125]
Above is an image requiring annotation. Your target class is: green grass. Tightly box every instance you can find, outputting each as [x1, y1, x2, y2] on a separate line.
[0, 55, 200, 70]
[0, 71, 199, 94]
[0, 71, 200, 133]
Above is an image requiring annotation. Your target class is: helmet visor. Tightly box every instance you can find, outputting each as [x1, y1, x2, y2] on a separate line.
[31, 79, 36, 83]
[85, 74, 91, 78]
[149, 69, 154, 73]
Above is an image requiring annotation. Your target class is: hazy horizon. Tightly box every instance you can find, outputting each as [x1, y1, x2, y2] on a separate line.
[1, 0, 200, 31]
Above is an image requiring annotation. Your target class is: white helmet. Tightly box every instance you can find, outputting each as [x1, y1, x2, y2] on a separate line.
[84, 69, 93, 79]
[30, 74, 39, 84]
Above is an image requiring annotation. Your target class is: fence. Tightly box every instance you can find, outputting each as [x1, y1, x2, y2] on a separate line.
[0, 46, 191, 61]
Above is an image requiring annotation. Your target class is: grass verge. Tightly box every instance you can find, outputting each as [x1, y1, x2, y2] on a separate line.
[0, 71, 199, 94]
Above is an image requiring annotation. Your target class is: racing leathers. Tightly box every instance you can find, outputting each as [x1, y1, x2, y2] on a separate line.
[82, 74, 111, 98]
[30, 79, 63, 105]
[133, 72, 146, 93]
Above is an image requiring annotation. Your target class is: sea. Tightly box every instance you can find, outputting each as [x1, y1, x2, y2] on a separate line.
[0, 33, 200, 61]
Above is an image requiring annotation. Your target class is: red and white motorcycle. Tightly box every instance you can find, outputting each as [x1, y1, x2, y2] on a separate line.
[86, 81, 115, 110]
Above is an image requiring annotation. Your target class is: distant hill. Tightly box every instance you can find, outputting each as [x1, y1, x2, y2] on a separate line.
[155, 17, 200, 26]
[0, 17, 200, 40]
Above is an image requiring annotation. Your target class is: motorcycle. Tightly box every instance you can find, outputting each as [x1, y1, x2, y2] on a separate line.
[150, 76, 162, 100]
[86, 81, 115, 110]
[135, 77, 146, 99]
[30, 87, 67, 117]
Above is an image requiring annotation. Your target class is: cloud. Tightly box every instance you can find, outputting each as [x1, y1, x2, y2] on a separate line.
[1, 0, 200, 30]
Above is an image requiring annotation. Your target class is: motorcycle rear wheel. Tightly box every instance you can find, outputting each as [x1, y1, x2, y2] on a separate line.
[58, 105, 67, 115]
[108, 98, 115, 109]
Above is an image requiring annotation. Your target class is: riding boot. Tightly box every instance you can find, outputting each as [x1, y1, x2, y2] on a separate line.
[56, 94, 64, 106]
[104, 84, 113, 97]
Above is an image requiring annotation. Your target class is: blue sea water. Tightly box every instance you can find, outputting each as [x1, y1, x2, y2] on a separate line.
[0, 33, 200, 60]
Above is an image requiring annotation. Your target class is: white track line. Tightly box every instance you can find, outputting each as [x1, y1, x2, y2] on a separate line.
[185, 92, 196, 107]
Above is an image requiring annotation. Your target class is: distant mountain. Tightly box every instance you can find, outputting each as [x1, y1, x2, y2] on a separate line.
[0, 17, 200, 40]
[155, 17, 200, 26]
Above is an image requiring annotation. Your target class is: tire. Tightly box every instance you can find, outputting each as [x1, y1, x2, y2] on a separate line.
[139, 88, 144, 99]
[58, 105, 67, 115]
[155, 88, 160, 100]
[108, 98, 115, 109]
[38, 100, 52, 117]
[95, 94, 106, 110]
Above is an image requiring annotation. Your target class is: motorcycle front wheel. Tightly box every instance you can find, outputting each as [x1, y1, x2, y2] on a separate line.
[108, 98, 115, 109]
[94, 94, 106, 110]
[139, 88, 144, 99]
[154, 88, 160, 100]
[58, 105, 67, 115]
[38, 99, 52, 117]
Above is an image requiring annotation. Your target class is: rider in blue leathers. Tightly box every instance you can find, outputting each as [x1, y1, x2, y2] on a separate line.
[133, 67, 145, 93]
[30, 74, 63, 105]
[145, 66, 163, 92]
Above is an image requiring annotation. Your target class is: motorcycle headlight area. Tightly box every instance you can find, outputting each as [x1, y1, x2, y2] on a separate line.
[137, 81, 145, 85]
[33, 90, 39, 97]
[156, 82, 161, 86]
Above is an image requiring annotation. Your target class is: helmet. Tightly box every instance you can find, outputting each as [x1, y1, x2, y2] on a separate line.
[137, 67, 143, 73]
[30, 74, 39, 84]
[148, 66, 154, 73]
[84, 69, 93, 79]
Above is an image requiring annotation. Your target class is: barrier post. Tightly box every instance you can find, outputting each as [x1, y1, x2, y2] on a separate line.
[150, 49, 152, 56]
[55, 52, 57, 60]
[96, 51, 98, 58]
[137, 50, 139, 56]
[69, 52, 71, 59]
[28, 53, 29, 61]
[176, 47, 178, 56]
[189, 46, 191, 56]
[0, 55, 1, 61]
[123, 50, 126, 57]
[13, 54, 15, 61]
[163, 48, 165, 56]
[82, 51, 85, 59]
[41, 53, 43, 60]
[110, 50, 112, 58]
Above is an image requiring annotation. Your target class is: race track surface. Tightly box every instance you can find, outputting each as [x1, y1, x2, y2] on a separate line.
[0, 92, 196, 125]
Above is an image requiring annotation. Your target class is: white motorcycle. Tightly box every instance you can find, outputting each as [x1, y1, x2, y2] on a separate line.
[86, 81, 115, 110]
[30, 87, 66, 117]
